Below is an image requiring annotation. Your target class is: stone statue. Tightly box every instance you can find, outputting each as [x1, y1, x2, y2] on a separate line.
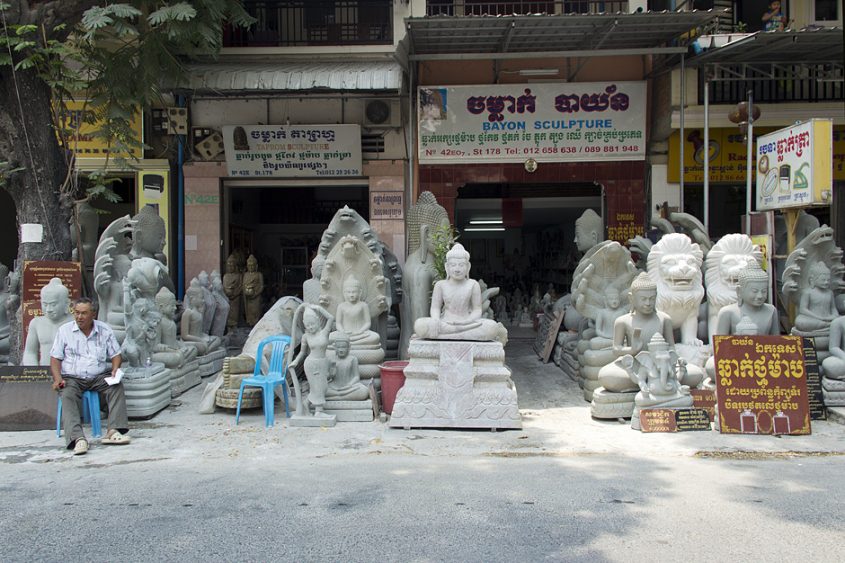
[478, 279, 499, 320]
[406, 191, 450, 257]
[93, 215, 135, 338]
[209, 271, 229, 337]
[794, 262, 838, 332]
[289, 303, 336, 422]
[180, 280, 223, 355]
[597, 273, 676, 394]
[153, 287, 198, 367]
[614, 333, 694, 430]
[22, 278, 73, 366]
[0, 263, 10, 363]
[413, 243, 507, 345]
[129, 204, 167, 264]
[326, 332, 369, 401]
[71, 198, 100, 270]
[391, 244, 520, 430]
[303, 255, 325, 305]
[822, 309, 845, 389]
[595, 288, 629, 340]
[705, 234, 763, 341]
[647, 233, 705, 347]
[399, 223, 438, 359]
[120, 297, 160, 368]
[574, 209, 603, 254]
[196, 271, 217, 335]
[222, 254, 243, 329]
[334, 276, 382, 348]
[242, 255, 264, 326]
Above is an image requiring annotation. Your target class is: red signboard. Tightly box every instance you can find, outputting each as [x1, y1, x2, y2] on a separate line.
[713, 335, 811, 435]
[22, 261, 82, 302]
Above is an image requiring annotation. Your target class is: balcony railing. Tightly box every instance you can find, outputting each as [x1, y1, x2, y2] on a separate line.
[702, 63, 844, 104]
[223, 1, 392, 48]
[426, 1, 630, 16]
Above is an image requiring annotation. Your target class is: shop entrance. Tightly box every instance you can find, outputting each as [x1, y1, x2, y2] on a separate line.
[222, 180, 369, 302]
[455, 182, 602, 317]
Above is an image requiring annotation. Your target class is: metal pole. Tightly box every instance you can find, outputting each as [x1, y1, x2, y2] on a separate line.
[703, 77, 709, 233]
[745, 89, 753, 235]
[679, 54, 685, 214]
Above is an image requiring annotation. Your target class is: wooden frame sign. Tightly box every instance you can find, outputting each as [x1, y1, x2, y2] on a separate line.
[713, 335, 811, 435]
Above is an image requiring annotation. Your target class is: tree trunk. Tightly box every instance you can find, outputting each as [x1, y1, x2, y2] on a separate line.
[0, 64, 73, 364]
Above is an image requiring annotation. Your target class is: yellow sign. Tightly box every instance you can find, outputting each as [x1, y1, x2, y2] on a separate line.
[59, 101, 144, 159]
[136, 170, 170, 260]
[668, 126, 844, 184]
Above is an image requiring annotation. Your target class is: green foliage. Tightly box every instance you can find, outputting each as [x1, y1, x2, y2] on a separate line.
[0, 1, 255, 202]
[431, 224, 459, 282]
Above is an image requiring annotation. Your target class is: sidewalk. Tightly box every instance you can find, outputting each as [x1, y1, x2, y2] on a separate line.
[2, 329, 844, 465]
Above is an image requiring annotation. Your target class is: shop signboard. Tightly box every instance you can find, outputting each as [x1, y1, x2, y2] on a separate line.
[370, 191, 404, 220]
[58, 100, 144, 159]
[222, 125, 362, 178]
[756, 119, 833, 211]
[418, 82, 646, 164]
[713, 335, 811, 435]
[639, 408, 712, 433]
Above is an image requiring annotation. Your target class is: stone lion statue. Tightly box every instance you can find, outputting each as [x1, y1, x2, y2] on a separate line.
[647, 233, 705, 345]
[705, 234, 763, 341]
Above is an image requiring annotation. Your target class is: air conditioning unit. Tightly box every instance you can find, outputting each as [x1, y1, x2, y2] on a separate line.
[194, 131, 224, 160]
[166, 107, 188, 135]
[362, 99, 401, 128]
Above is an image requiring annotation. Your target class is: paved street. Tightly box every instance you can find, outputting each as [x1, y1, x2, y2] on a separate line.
[1, 331, 844, 561]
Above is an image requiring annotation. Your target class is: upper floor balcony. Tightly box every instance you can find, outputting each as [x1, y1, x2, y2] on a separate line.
[425, 1, 631, 16]
[223, 0, 393, 48]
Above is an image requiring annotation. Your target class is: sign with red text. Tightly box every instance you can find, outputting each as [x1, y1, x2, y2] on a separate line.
[713, 335, 811, 435]
[418, 82, 646, 164]
[756, 119, 833, 210]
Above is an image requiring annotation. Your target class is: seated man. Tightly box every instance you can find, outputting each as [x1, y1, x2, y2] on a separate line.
[50, 297, 130, 455]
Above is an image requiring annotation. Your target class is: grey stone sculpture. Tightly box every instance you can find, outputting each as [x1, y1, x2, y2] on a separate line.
[614, 333, 694, 430]
[243, 255, 264, 327]
[22, 278, 72, 366]
[93, 215, 135, 340]
[391, 243, 520, 430]
[399, 223, 438, 359]
[153, 287, 200, 396]
[196, 271, 217, 335]
[222, 254, 242, 329]
[210, 270, 230, 337]
[574, 209, 603, 254]
[704, 234, 764, 342]
[288, 303, 338, 426]
[822, 295, 845, 405]
[406, 191, 450, 257]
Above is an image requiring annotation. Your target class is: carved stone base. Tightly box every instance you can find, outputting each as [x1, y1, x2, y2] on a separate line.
[822, 377, 845, 406]
[389, 340, 521, 430]
[823, 377, 845, 391]
[324, 399, 374, 422]
[582, 378, 602, 402]
[198, 349, 227, 377]
[124, 365, 171, 419]
[215, 386, 262, 409]
[590, 388, 636, 419]
[169, 360, 200, 397]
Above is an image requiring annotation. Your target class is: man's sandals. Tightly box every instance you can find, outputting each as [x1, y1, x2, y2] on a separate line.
[102, 430, 130, 445]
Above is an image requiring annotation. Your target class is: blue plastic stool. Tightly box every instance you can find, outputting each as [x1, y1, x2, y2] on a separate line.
[57, 390, 102, 438]
[235, 335, 292, 427]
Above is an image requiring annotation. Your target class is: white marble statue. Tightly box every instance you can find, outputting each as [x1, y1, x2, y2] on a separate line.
[574, 209, 603, 254]
[705, 233, 764, 341]
[22, 278, 73, 366]
[413, 243, 507, 345]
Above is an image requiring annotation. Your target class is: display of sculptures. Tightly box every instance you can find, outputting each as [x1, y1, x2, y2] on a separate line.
[704, 234, 764, 342]
[614, 333, 694, 430]
[22, 278, 73, 366]
[181, 280, 226, 375]
[196, 271, 217, 335]
[391, 243, 520, 429]
[93, 214, 135, 340]
[222, 254, 243, 329]
[243, 255, 264, 327]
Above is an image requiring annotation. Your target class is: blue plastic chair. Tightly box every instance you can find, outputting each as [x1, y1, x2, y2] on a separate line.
[57, 390, 102, 438]
[235, 335, 293, 427]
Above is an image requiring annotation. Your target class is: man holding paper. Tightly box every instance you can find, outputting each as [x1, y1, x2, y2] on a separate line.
[50, 297, 130, 455]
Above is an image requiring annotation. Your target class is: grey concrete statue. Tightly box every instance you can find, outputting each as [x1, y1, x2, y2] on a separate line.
[705, 234, 764, 342]
[399, 224, 438, 359]
[0, 263, 10, 363]
[391, 242, 519, 429]
[614, 333, 694, 430]
[181, 280, 223, 356]
[326, 332, 369, 401]
[288, 303, 337, 426]
[222, 254, 242, 329]
[210, 270, 229, 338]
[822, 295, 845, 405]
[574, 209, 603, 254]
[153, 287, 200, 396]
[303, 255, 325, 306]
[196, 271, 217, 335]
[22, 278, 73, 366]
[243, 255, 264, 327]
[129, 204, 167, 264]
[413, 244, 507, 345]
[406, 191, 450, 257]
[93, 215, 135, 339]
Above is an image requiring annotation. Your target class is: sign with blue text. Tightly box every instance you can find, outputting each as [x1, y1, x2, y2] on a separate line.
[223, 125, 362, 178]
[418, 82, 646, 164]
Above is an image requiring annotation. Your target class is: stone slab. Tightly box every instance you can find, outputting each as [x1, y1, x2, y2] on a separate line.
[325, 399, 373, 410]
[322, 409, 374, 422]
[828, 407, 845, 425]
[289, 414, 337, 427]
[0, 367, 55, 431]
[822, 389, 845, 406]
[389, 340, 521, 430]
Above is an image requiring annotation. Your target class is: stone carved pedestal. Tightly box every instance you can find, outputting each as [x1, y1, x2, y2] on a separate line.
[389, 340, 521, 430]
[169, 359, 200, 397]
[124, 364, 172, 419]
[198, 349, 227, 377]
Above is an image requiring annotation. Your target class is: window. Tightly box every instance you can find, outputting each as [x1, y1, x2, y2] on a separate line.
[814, 0, 841, 23]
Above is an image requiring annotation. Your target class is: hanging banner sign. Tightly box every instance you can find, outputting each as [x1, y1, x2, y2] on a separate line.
[59, 101, 144, 159]
[418, 82, 646, 164]
[713, 335, 811, 435]
[223, 125, 362, 178]
[756, 119, 833, 211]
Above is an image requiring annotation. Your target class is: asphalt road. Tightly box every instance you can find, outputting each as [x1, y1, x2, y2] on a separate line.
[1, 450, 843, 562]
